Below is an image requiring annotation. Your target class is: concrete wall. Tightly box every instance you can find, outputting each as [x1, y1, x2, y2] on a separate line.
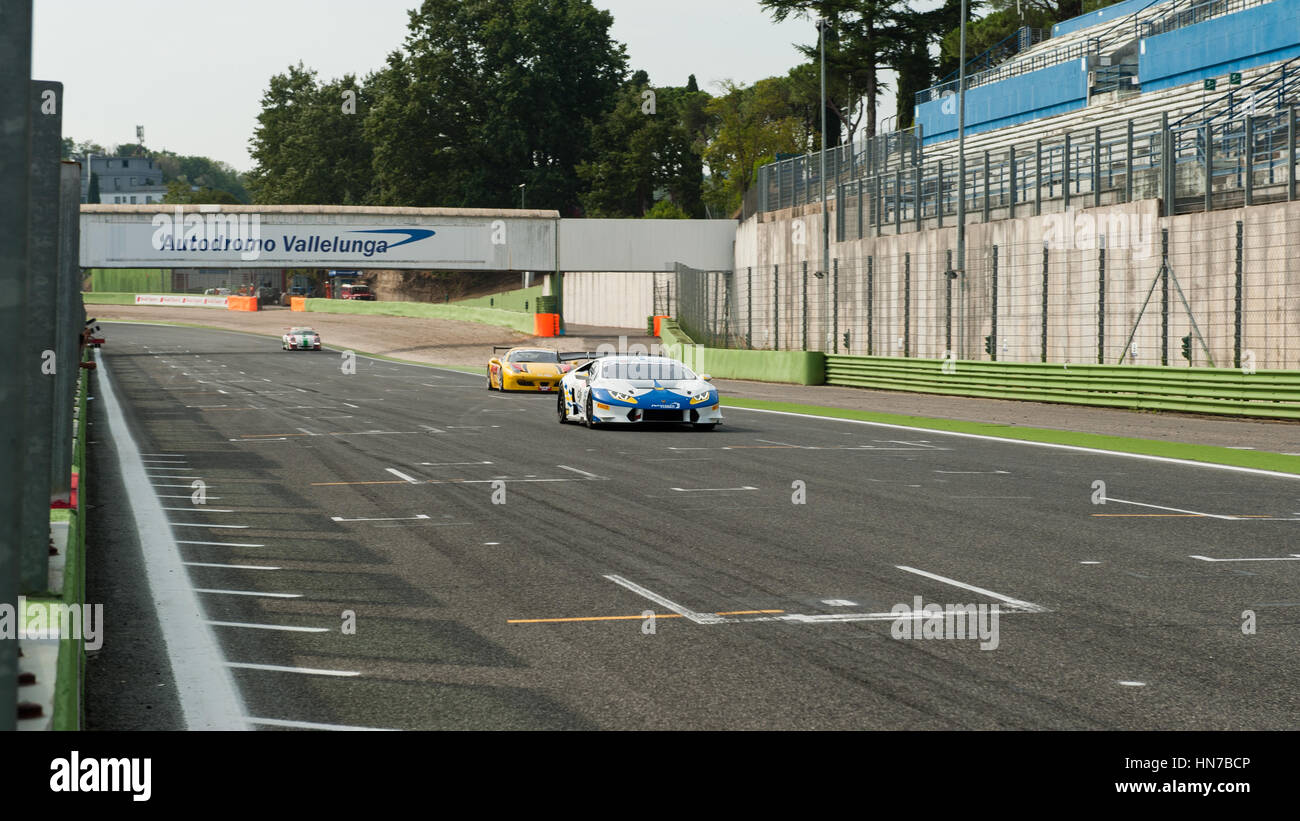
[562, 271, 656, 329]
[737, 197, 1300, 369]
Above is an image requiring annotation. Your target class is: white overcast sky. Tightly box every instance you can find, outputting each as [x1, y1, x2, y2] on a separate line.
[35, 0, 909, 172]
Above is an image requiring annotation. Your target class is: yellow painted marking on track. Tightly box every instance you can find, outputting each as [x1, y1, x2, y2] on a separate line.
[507, 609, 784, 624]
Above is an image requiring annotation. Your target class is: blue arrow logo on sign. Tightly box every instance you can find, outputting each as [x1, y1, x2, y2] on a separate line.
[349, 228, 436, 248]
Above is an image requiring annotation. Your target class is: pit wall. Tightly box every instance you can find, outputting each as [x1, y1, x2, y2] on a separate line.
[740, 197, 1300, 370]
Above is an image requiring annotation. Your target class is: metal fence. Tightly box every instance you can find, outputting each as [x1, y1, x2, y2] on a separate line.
[676, 212, 1300, 371]
[753, 127, 921, 217]
[1140, 0, 1275, 39]
[757, 69, 1299, 230]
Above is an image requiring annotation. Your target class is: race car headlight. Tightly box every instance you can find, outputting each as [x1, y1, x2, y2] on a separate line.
[608, 390, 637, 404]
[690, 390, 716, 405]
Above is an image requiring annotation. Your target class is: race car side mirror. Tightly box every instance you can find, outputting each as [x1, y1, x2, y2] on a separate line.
[700, 373, 713, 382]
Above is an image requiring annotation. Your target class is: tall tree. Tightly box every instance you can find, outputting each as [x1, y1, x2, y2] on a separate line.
[578, 72, 710, 217]
[366, 0, 626, 212]
[247, 63, 373, 204]
[759, 0, 902, 142]
[702, 78, 805, 216]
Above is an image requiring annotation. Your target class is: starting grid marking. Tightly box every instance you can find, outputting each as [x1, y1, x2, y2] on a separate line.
[1093, 496, 1300, 521]
[511, 567, 1050, 627]
[669, 439, 952, 453]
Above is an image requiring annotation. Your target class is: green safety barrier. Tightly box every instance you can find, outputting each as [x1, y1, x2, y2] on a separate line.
[657, 320, 824, 385]
[81, 292, 140, 305]
[452, 285, 543, 312]
[825, 355, 1300, 420]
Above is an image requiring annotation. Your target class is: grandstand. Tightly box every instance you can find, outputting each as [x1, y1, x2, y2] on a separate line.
[753, 0, 1300, 231]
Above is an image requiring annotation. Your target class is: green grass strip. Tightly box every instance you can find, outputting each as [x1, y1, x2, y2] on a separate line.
[722, 396, 1300, 475]
[82, 292, 139, 305]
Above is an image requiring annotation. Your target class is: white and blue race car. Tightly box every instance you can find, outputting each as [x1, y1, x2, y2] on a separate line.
[557, 355, 722, 431]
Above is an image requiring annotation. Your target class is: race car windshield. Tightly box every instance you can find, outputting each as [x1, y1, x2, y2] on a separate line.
[601, 361, 695, 381]
[509, 350, 560, 363]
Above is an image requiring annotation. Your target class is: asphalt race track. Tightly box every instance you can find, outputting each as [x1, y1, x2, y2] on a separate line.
[87, 323, 1300, 730]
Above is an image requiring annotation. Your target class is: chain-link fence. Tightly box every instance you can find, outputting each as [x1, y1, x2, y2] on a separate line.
[673, 210, 1300, 370]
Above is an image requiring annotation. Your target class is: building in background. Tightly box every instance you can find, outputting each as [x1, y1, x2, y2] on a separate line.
[76, 155, 168, 204]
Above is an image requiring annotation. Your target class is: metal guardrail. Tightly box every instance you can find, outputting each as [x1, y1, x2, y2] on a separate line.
[1140, 0, 1274, 38]
[917, 39, 1097, 105]
[755, 87, 1297, 230]
[1172, 57, 1299, 128]
[935, 26, 1049, 90]
[824, 356, 1300, 419]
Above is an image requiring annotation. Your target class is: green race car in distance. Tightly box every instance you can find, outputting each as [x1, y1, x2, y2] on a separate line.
[282, 326, 322, 351]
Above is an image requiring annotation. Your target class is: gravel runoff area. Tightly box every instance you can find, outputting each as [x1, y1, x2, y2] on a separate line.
[93, 303, 1300, 452]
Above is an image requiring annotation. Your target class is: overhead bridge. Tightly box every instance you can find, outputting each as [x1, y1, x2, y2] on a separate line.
[79, 205, 736, 273]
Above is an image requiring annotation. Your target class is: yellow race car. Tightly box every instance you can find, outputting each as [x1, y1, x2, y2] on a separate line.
[486, 346, 574, 392]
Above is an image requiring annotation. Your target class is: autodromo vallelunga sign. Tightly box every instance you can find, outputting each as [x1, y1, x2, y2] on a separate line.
[80, 204, 561, 271]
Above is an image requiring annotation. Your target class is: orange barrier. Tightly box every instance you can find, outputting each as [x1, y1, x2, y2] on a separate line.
[533, 312, 559, 337]
[227, 296, 259, 311]
[290, 296, 306, 312]
[653, 315, 670, 336]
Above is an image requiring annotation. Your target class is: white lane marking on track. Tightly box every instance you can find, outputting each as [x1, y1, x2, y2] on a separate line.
[246, 717, 396, 730]
[332, 514, 431, 522]
[195, 589, 301, 598]
[556, 464, 604, 480]
[208, 622, 328, 633]
[177, 541, 265, 547]
[670, 486, 758, 492]
[419, 460, 493, 466]
[226, 663, 359, 677]
[1105, 497, 1239, 520]
[604, 574, 725, 625]
[934, 469, 1009, 475]
[163, 507, 234, 513]
[296, 427, 321, 436]
[822, 599, 857, 606]
[386, 468, 422, 484]
[95, 348, 248, 730]
[186, 562, 279, 570]
[1189, 554, 1300, 562]
[229, 437, 288, 442]
[894, 565, 1049, 613]
[727, 406, 1300, 481]
[172, 523, 249, 529]
[158, 495, 222, 500]
[419, 424, 446, 433]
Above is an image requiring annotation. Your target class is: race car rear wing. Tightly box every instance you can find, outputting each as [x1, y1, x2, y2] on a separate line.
[558, 350, 610, 362]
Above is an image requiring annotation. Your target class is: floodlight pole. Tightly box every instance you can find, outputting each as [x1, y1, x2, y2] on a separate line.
[819, 18, 832, 352]
[957, 0, 969, 359]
